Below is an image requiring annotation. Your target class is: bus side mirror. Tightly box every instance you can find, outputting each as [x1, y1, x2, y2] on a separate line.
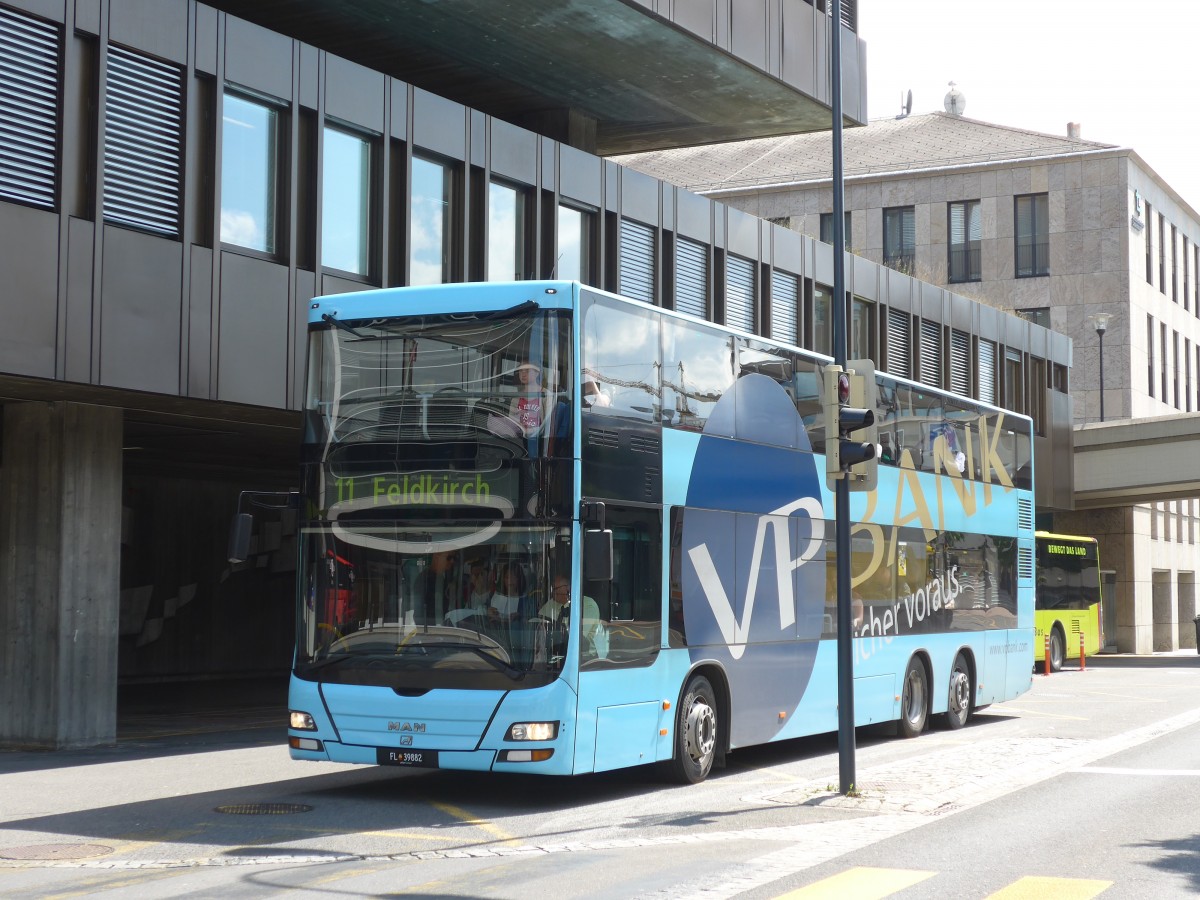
[228, 512, 254, 563]
[583, 528, 613, 582]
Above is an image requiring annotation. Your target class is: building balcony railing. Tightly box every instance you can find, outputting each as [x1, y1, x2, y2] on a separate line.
[1016, 240, 1049, 278]
[949, 245, 981, 283]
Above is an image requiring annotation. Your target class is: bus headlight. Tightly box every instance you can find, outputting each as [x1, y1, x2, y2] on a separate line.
[290, 711, 318, 731]
[507, 721, 558, 741]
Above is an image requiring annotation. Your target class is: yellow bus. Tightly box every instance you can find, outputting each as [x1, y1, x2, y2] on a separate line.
[1034, 531, 1102, 671]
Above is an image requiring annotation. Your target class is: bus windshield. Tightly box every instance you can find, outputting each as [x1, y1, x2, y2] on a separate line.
[297, 523, 574, 690]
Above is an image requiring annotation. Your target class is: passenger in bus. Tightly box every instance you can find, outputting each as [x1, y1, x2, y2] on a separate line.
[582, 377, 611, 408]
[488, 562, 529, 623]
[509, 363, 546, 434]
[445, 556, 493, 626]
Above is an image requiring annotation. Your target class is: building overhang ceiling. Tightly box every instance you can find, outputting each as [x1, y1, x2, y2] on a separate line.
[205, 0, 836, 154]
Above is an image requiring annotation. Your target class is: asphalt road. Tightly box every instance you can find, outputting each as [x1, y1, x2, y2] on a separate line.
[2, 655, 1199, 898]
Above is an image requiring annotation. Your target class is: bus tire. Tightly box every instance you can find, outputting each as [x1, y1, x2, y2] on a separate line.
[670, 674, 718, 784]
[939, 652, 971, 730]
[1049, 626, 1065, 673]
[898, 657, 928, 739]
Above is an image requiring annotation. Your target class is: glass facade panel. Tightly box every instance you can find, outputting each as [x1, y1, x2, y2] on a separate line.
[221, 93, 279, 253]
[487, 180, 525, 281]
[556, 204, 591, 283]
[410, 155, 453, 285]
[322, 125, 372, 275]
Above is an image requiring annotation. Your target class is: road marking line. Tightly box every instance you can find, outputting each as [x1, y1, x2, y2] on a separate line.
[985, 876, 1112, 899]
[1071, 766, 1200, 777]
[430, 800, 518, 845]
[773, 866, 934, 899]
[39, 868, 192, 899]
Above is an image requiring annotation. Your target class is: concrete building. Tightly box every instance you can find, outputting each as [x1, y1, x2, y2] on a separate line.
[0, 0, 1075, 749]
[618, 101, 1200, 653]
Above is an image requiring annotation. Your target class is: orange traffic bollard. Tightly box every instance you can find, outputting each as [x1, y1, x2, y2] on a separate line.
[1079, 633, 1086, 671]
[1044, 634, 1051, 676]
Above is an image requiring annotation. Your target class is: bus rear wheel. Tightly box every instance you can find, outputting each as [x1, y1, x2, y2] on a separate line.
[670, 674, 718, 784]
[1049, 627, 1065, 672]
[940, 653, 971, 730]
[898, 657, 928, 738]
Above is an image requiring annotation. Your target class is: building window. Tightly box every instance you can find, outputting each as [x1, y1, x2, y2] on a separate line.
[1187, 337, 1193, 412]
[978, 338, 997, 405]
[725, 254, 756, 332]
[220, 91, 281, 254]
[1052, 363, 1068, 394]
[0, 8, 60, 209]
[1159, 213, 1167, 294]
[885, 308, 911, 380]
[619, 218, 655, 305]
[918, 318, 942, 388]
[949, 329, 970, 396]
[1029, 357, 1046, 435]
[948, 200, 981, 283]
[769, 270, 799, 345]
[1016, 307, 1050, 329]
[556, 204, 592, 284]
[1014, 193, 1049, 277]
[104, 45, 183, 237]
[1145, 203, 1154, 285]
[1147, 314, 1155, 397]
[850, 295, 874, 360]
[1004, 348, 1024, 414]
[882, 206, 915, 273]
[487, 179, 526, 281]
[1161, 322, 1169, 401]
[409, 154, 453, 285]
[819, 211, 852, 251]
[1172, 225, 1180, 302]
[321, 125, 374, 276]
[675, 236, 708, 318]
[1174, 330, 1181, 409]
[1185, 237, 1192, 312]
[812, 283, 832, 355]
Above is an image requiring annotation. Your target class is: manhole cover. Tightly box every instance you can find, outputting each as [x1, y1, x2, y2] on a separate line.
[214, 803, 313, 815]
[0, 843, 113, 860]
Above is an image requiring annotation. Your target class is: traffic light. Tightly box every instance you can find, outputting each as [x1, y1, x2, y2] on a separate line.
[824, 359, 879, 492]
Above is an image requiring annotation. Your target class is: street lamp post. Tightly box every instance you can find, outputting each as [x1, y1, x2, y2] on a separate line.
[1089, 313, 1113, 422]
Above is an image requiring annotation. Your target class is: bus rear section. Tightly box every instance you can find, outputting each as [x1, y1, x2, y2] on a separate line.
[1034, 532, 1102, 671]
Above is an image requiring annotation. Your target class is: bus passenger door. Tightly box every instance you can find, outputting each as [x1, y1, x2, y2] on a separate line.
[574, 505, 668, 773]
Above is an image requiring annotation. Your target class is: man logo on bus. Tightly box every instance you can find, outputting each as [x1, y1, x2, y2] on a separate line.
[681, 373, 826, 747]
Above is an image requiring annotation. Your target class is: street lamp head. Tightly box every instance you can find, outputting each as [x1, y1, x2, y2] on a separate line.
[1089, 312, 1113, 337]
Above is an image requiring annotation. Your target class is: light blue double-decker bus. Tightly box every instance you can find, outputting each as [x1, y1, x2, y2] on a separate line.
[287, 280, 1034, 783]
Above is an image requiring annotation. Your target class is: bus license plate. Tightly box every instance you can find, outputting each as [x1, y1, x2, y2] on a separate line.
[377, 748, 439, 767]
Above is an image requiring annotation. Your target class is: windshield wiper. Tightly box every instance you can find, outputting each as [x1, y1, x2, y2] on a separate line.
[472, 298, 539, 323]
[321, 312, 367, 338]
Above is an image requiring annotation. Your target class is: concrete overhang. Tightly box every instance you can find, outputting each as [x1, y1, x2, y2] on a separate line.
[206, 0, 855, 154]
[1073, 415, 1200, 508]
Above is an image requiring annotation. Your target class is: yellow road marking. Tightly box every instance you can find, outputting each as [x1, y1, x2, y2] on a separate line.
[996, 705, 1087, 720]
[986, 876, 1112, 899]
[774, 866, 935, 899]
[39, 868, 190, 899]
[430, 800, 518, 845]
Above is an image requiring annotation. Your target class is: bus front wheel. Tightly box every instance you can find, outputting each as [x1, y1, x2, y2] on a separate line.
[898, 657, 928, 738]
[670, 674, 718, 784]
[1049, 627, 1066, 673]
[940, 653, 971, 730]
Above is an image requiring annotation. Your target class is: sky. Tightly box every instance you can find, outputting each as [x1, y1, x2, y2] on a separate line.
[858, 0, 1200, 206]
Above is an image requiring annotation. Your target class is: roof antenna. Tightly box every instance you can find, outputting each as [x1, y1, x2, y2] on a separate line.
[898, 89, 912, 119]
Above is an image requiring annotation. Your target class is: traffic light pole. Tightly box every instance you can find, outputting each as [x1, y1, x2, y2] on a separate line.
[830, 0, 856, 796]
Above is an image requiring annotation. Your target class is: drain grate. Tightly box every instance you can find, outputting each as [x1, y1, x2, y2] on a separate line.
[0, 843, 113, 860]
[214, 803, 313, 816]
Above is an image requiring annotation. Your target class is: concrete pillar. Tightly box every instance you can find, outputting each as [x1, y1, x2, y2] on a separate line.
[0, 402, 122, 748]
[1152, 570, 1174, 652]
[1178, 573, 1197, 650]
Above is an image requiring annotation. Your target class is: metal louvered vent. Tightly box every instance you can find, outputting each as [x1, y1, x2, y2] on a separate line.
[675, 236, 708, 318]
[103, 45, 183, 236]
[725, 254, 755, 332]
[630, 435, 660, 454]
[978, 339, 997, 404]
[949, 329, 971, 396]
[588, 428, 618, 449]
[770, 270, 798, 344]
[918, 319, 942, 388]
[1018, 546, 1034, 581]
[619, 218, 655, 305]
[1018, 498, 1033, 532]
[886, 308, 911, 379]
[0, 8, 60, 208]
